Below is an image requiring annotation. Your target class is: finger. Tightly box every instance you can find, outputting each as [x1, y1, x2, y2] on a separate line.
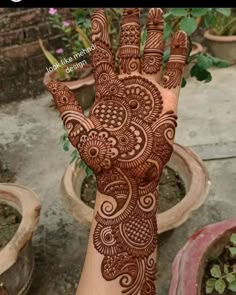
[118, 8, 141, 75]
[141, 8, 164, 83]
[91, 9, 115, 72]
[161, 31, 188, 97]
[47, 81, 94, 148]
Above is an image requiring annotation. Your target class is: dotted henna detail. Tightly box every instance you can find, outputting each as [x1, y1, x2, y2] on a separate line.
[118, 8, 141, 74]
[121, 76, 163, 123]
[162, 31, 187, 89]
[142, 8, 164, 75]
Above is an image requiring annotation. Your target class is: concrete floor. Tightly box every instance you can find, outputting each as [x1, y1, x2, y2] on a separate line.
[0, 65, 236, 294]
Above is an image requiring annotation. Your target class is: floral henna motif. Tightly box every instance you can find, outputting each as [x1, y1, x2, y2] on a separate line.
[162, 31, 187, 89]
[118, 8, 141, 74]
[48, 7, 187, 295]
[142, 8, 164, 75]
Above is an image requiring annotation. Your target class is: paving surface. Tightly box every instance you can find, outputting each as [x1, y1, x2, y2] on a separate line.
[0, 65, 236, 294]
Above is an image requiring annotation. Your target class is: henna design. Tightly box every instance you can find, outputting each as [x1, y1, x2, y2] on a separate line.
[142, 8, 164, 75]
[48, 8, 187, 295]
[118, 8, 141, 74]
[162, 31, 187, 89]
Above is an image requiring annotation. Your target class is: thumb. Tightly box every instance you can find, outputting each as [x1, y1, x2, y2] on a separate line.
[47, 81, 95, 149]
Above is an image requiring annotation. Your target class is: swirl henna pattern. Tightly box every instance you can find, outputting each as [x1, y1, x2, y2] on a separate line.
[48, 8, 187, 295]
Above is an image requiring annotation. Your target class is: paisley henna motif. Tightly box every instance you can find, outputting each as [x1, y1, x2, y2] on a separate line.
[162, 31, 187, 89]
[142, 8, 164, 75]
[48, 8, 187, 295]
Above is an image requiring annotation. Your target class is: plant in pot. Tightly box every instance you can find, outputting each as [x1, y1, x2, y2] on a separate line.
[169, 218, 236, 295]
[203, 8, 236, 64]
[0, 183, 41, 295]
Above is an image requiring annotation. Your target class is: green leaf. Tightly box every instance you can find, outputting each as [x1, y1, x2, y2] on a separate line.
[190, 64, 212, 83]
[85, 166, 94, 177]
[164, 12, 172, 19]
[226, 273, 235, 283]
[63, 141, 70, 152]
[163, 47, 171, 63]
[38, 38, 66, 80]
[216, 8, 231, 17]
[59, 133, 68, 144]
[206, 278, 217, 294]
[169, 8, 188, 17]
[230, 233, 236, 245]
[229, 280, 236, 291]
[204, 14, 217, 29]
[70, 150, 78, 164]
[191, 8, 208, 17]
[215, 279, 226, 294]
[164, 23, 172, 41]
[210, 264, 222, 278]
[141, 29, 147, 46]
[180, 17, 198, 36]
[224, 264, 229, 274]
[212, 57, 230, 68]
[229, 247, 236, 257]
[197, 54, 213, 69]
[181, 77, 187, 88]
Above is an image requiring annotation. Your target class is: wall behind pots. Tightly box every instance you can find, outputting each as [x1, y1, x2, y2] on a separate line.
[0, 8, 71, 104]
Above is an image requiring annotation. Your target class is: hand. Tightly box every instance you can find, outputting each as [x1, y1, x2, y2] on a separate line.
[48, 8, 187, 295]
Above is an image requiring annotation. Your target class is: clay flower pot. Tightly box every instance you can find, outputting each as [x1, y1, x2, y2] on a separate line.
[183, 42, 204, 79]
[169, 217, 236, 295]
[204, 30, 236, 64]
[60, 143, 210, 234]
[43, 64, 95, 111]
[0, 183, 41, 295]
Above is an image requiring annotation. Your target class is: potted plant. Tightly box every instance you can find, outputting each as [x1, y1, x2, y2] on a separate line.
[169, 218, 236, 295]
[162, 8, 230, 86]
[203, 8, 236, 64]
[0, 183, 41, 295]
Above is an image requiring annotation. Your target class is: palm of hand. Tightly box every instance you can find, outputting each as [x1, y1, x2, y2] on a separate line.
[48, 8, 187, 295]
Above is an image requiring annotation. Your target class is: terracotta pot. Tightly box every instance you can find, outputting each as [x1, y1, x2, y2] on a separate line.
[169, 218, 236, 295]
[204, 30, 236, 64]
[0, 183, 41, 295]
[43, 64, 95, 111]
[60, 143, 210, 234]
[184, 42, 204, 79]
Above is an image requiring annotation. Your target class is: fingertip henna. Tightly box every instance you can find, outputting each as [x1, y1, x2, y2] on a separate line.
[162, 30, 188, 89]
[142, 8, 164, 75]
[118, 8, 141, 74]
[47, 80, 82, 113]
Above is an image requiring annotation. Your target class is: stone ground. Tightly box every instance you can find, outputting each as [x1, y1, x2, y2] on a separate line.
[0, 65, 236, 294]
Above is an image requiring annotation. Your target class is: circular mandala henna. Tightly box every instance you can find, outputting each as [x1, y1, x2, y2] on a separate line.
[78, 129, 118, 173]
[121, 76, 163, 123]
